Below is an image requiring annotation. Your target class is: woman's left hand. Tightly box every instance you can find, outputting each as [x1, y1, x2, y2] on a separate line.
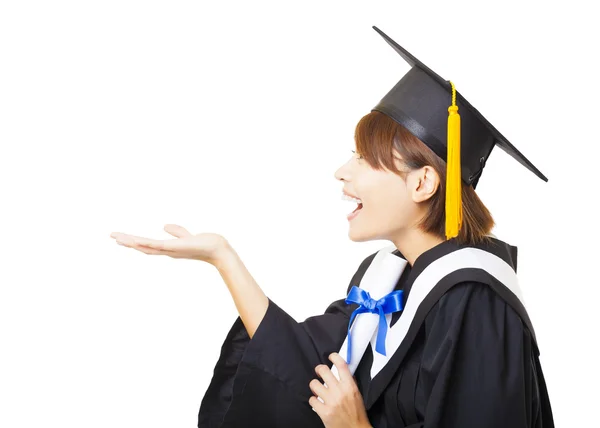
[309, 353, 372, 428]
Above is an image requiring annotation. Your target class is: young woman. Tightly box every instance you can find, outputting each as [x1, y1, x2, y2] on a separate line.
[111, 27, 554, 428]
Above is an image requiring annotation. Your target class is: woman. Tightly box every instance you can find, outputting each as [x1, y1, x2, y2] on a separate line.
[111, 27, 554, 427]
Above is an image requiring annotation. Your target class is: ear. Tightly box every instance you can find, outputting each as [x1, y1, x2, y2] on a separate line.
[412, 166, 440, 203]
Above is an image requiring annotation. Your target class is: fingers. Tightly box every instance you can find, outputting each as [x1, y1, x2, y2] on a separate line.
[310, 354, 366, 425]
[164, 224, 192, 238]
[315, 363, 339, 388]
[329, 353, 353, 383]
[111, 232, 144, 244]
[308, 395, 326, 413]
[111, 233, 137, 247]
[131, 245, 175, 256]
[309, 379, 328, 402]
[112, 232, 177, 256]
[111, 232, 178, 251]
[128, 236, 171, 250]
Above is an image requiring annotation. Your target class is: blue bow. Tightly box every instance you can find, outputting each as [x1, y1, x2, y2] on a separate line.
[344, 286, 404, 365]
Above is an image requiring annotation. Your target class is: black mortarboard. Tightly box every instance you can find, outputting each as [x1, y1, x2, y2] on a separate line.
[371, 26, 548, 190]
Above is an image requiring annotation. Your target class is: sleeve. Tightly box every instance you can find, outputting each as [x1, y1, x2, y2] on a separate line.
[414, 282, 542, 428]
[197, 252, 378, 428]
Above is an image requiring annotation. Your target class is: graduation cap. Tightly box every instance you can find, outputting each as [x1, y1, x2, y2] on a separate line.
[370, 26, 548, 239]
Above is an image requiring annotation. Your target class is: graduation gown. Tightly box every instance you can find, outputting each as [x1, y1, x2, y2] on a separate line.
[197, 237, 554, 427]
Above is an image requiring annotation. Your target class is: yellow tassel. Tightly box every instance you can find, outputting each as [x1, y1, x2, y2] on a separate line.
[445, 81, 462, 240]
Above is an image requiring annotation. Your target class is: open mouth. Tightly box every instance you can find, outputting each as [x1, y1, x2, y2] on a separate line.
[342, 192, 363, 220]
[347, 202, 363, 221]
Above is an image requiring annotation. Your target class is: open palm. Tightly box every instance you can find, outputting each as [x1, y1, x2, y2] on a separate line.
[110, 224, 227, 264]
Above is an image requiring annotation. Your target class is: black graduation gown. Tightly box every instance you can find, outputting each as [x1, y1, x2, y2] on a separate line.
[197, 238, 554, 427]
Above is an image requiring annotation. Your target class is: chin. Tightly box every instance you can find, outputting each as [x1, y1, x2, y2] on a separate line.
[348, 222, 393, 243]
[348, 234, 368, 242]
[348, 227, 377, 243]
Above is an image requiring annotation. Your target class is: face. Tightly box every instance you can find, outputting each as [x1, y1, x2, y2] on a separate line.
[334, 150, 423, 242]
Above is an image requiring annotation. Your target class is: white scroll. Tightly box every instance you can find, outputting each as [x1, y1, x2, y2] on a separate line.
[331, 245, 407, 380]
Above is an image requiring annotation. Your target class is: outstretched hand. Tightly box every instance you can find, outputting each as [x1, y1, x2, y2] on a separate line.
[309, 353, 372, 428]
[110, 224, 229, 266]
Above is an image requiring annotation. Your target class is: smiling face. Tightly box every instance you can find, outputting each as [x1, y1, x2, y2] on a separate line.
[334, 149, 430, 242]
[335, 111, 496, 247]
[334, 111, 447, 245]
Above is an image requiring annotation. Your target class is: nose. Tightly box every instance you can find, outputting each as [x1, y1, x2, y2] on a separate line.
[334, 157, 352, 182]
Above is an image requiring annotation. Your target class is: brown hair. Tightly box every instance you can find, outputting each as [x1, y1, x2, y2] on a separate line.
[354, 111, 494, 245]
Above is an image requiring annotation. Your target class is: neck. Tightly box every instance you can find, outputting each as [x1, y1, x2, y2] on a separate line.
[390, 229, 445, 267]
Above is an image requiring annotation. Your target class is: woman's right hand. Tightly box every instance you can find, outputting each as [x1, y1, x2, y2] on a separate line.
[110, 224, 230, 266]
[111, 223, 269, 337]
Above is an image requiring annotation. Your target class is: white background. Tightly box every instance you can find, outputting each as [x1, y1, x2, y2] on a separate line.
[1, 1, 598, 426]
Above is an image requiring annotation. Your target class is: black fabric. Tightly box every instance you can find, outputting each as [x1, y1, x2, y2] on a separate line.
[198, 238, 554, 427]
[355, 281, 553, 428]
[362, 266, 539, 411]
[197, 254, 375, 428]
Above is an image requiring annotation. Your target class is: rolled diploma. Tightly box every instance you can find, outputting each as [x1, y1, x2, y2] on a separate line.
[331, 250, 408, 380]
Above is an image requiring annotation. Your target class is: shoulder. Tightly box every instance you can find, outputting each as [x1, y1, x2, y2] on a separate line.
[436, 280, 508, 308]
[425, 281, 526, 337]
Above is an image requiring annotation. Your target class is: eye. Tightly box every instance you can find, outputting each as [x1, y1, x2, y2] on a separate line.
[351, 150, 363, 160]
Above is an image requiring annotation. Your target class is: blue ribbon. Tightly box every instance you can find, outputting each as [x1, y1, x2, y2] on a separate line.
[344, 286, 404, 365]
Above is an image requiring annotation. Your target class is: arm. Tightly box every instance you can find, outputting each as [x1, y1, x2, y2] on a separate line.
[199, 249, 378, 427]
[213, 240, 269, 339]
[213, 239, 377, 342]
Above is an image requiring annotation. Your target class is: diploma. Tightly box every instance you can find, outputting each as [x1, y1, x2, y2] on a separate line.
[331, 247, 408, 380]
